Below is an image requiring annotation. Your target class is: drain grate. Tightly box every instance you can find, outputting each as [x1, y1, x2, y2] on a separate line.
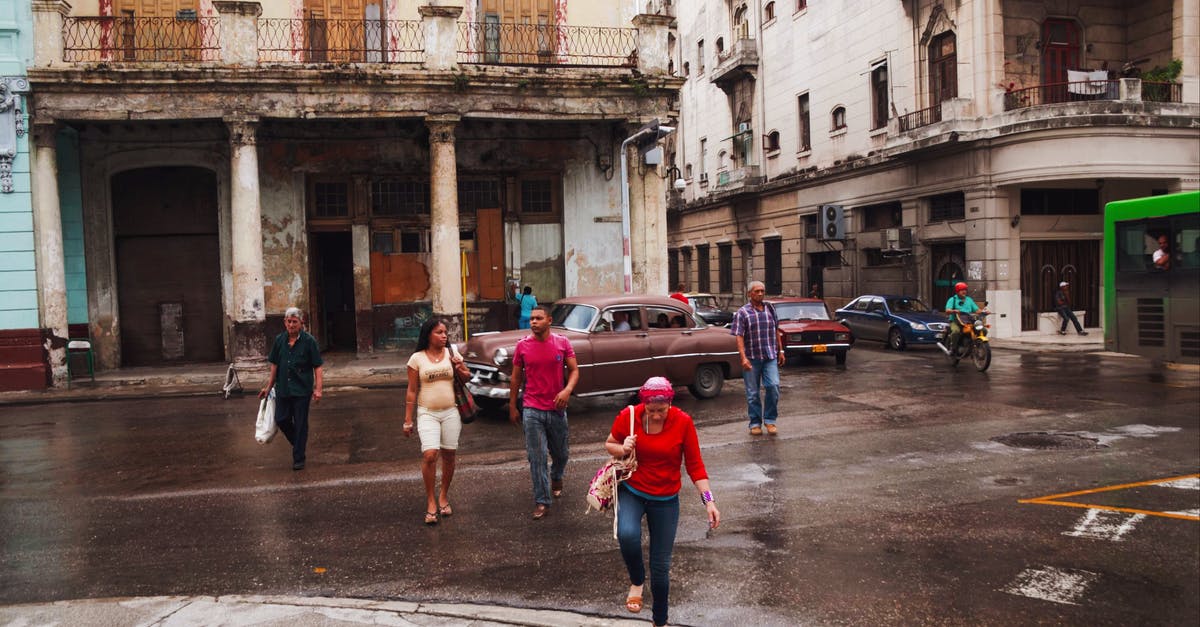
[992, 432, 1106, 450]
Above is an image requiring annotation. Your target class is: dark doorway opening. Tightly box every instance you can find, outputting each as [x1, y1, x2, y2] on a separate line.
[311, 231, 356, 352]
[113, 166, 223, 366]
[930, 243, 966, 309]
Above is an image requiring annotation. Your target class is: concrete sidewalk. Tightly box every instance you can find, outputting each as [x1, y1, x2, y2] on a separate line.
[0, 595, 648, 626]
[0, 331, 1111, 406]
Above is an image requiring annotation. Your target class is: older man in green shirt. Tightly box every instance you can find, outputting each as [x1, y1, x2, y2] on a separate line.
[260, 307, 324, 470]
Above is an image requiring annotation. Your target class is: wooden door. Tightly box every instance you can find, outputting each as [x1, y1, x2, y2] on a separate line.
[481, 0, 556, 63]
[116, 0, 200, 61]
[1019, 240, 1099, 331]
[304, 0, 366, 62]
[1041, 19, 1080, 86]
[113, 167, 223, 366]
[476, 208, 505, 299]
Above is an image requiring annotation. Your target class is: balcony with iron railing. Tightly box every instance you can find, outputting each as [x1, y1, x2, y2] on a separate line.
[59, 15, 640, 69]
[1003, 79, 1182, 110]
[455, 22, 637, 67]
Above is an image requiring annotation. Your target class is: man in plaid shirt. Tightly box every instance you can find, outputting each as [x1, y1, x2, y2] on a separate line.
[730, 281, 785, 436]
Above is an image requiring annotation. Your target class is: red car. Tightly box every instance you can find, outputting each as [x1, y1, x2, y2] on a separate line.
[767, 297, 853, 366]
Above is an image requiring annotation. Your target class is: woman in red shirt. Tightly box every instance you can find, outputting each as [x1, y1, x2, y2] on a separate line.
[605, 377, 720, 626]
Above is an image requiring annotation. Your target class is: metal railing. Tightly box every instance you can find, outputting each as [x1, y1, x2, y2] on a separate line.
[257, 18, 423, 64]
[897, 103, 942, 132]
[63, 16, 221, 62]
[1142, 81, 1183, 103]
[456, 22, 637, 67]
[1003, 80, 1124, 110]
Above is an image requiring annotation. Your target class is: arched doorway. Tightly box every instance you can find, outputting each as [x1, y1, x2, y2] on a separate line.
[931, 243, 966, 309]
[113, 166, 223, 366]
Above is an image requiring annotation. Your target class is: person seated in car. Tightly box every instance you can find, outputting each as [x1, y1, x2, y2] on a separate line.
[655, 313, 671, 328]
[613, 311, 633, 332]
[670, 316, 686, 328]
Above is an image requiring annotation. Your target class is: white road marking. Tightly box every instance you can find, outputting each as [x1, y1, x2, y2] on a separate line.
[1003, 566, 1098, 605]
[1062, 508, 1146, 541]
[1155, 477, 1200, 490]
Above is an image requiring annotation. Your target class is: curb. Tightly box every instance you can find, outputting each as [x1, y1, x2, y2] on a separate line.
[0, 595, 649, 627]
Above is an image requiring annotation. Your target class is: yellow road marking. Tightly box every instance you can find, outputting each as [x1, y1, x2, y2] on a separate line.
[1019, 473, 1200, 521]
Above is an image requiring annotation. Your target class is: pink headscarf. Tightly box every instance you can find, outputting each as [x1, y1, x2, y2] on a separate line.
[639, 376, 675, 404]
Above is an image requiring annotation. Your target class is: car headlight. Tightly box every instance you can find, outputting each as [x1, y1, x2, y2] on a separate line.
[910, 322, 927, 331]
[835, 332, 850, 342]
[493, 347, 510, 366]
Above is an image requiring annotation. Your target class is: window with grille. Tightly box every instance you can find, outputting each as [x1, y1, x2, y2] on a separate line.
[718, 243, 733, 293]
[313, 181, 350, 218]
[371, 179, 429, 216]
[458, 179, 501, 212]
[804, 213, 817, 238]
[928, 192, 965, 221]
[763, 238, 782, 294]
[520, 179, 554, 214]
[871, 63, 889, 130]
[697, 244, 711, 292]
[798, 93, 811, 151]
[861, 202, 902, 230]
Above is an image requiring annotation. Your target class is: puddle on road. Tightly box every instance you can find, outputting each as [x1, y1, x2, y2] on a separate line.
[991, 432, 1106, 450]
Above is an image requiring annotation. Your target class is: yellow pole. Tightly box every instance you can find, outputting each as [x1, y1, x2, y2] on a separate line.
[461, 248, 469, 341]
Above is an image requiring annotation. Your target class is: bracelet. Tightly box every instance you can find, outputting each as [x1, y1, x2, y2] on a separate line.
[701, 490, 715, 505]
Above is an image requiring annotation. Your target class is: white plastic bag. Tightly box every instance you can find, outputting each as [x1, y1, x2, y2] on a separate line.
[255, 389, 278, 444]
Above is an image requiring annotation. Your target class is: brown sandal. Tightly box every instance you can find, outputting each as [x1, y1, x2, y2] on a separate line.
[531, 504, 548, 520]
[625, 595, 643, 613]
[424, 511, 439, 525]
[439, 503, 453, 517]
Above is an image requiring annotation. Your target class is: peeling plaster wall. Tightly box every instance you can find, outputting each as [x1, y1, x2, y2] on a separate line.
[258, 166, 308, 314]
[564, 145, 623, 296]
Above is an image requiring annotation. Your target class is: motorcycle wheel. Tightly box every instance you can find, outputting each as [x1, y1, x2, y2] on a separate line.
[972, 341, 992, 372]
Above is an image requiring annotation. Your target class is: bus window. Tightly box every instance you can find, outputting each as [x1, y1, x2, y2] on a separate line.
[1178, 225, 1200, 269]
[1116, 223, 1151, 272]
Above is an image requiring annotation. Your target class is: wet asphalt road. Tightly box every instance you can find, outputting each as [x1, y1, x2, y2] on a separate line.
[1, 344, 1197, 626]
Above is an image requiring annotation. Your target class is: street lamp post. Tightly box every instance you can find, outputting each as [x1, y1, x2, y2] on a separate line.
[620, 120, 675, 293]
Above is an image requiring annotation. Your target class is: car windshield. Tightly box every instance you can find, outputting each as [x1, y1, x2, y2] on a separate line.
[690, 296, 719, 310]
[550, 303, 597, 331]
[773, 302, 831, 321]
[885, 297, 931, 314]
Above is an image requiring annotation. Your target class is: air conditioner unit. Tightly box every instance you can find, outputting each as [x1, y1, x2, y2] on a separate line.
[737, 121, 750, 133]
[881, 227, 913, 251]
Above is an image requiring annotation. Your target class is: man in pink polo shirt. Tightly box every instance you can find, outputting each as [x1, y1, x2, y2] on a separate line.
[509, 305, 579, 520]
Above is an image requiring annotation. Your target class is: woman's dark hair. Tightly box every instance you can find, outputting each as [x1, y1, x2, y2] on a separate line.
[522, 286, 532, 295]
[415, 317, 448, 352]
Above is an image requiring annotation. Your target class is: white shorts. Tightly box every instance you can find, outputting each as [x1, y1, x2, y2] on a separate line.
[417, 405, 462, 452]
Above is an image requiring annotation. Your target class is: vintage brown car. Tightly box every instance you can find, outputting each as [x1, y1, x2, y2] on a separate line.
[459, 294, 742, 407]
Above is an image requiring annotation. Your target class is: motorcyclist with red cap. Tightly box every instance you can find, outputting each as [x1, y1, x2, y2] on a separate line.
[944, 281, 982, 353]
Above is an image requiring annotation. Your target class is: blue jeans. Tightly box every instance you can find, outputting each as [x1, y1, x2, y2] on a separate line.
[743, 357, 780, 428]
[617, 485, 680, 627]
[518, 316, 530, 329]
[274, 395, 311, 464]
[522, 408, 569, 506]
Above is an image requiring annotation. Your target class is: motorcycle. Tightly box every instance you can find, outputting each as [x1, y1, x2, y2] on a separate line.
[937, 310, 992, 372]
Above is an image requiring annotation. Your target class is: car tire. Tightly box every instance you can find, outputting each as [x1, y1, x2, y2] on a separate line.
[687, 363, 725, 399]
[888, 327, 906, 351]
[835, 351, 847, 366]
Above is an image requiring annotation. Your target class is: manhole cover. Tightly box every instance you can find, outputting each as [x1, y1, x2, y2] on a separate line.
[991, 432, 1106, 450]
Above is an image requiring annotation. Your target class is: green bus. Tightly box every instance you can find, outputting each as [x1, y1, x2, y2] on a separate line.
[1104, 191, 1200, 363]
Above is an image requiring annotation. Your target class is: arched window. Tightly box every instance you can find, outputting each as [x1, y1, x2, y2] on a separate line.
[831, 106, 847, 131]
[765, 130, 781, 151]
[929, 31, 957, 104]
[685, 163, 694, 179]
[715, 37, 725, 55]
[764, 2, 775, 22]
[717, 149, 728, 169]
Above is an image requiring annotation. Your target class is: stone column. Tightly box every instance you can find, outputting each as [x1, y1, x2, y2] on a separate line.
[420, 5, 464, 71]
[1175, 0, 1199, 103]
[30, 122, 69, 385]
[963, 187, 1018, 338]
[630, 159, 668, 294]
[427, 115, 464, 339]
[632, 14, 673, 76]
[227, 118, 267, 364]
[31, 1, 71, 68]
[971, 0, 1003, 116]
[213, 1, 262, 66]
[351, 221, 373, 355]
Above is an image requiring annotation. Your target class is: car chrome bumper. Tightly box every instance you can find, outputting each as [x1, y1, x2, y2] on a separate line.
[784, 343, 852, 355]
[465, 364, 510, 399]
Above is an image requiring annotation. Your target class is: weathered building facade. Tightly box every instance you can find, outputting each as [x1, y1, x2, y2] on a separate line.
[23, 0, 680, 386]
[668, 0, 1199, 340]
